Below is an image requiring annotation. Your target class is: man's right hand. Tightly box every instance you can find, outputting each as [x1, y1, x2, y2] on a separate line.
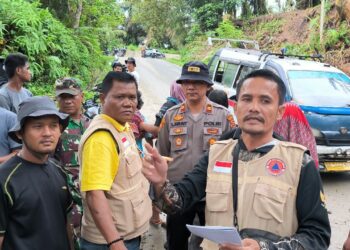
[142, 143, 168, 185]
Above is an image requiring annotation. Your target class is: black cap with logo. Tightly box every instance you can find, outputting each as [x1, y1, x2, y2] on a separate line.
[176, 61, 213, 86]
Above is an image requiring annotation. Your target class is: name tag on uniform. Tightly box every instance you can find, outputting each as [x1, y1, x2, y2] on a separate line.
[213, 161, 232, 174]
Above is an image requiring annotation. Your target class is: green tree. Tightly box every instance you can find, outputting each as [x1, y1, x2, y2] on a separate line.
[126, 0, 190, 48]
[0, 0, 109, 94]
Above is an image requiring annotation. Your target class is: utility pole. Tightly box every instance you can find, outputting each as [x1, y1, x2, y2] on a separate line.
[320, 0, 325, 45]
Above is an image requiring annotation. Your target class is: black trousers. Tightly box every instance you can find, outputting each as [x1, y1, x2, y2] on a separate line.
[166, 201, 205, 250]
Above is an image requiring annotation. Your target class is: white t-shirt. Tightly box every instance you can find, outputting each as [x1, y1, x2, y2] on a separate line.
[129, 71, 140, 85]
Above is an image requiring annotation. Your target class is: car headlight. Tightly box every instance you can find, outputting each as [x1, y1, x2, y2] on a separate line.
[311, 128, 322, 138]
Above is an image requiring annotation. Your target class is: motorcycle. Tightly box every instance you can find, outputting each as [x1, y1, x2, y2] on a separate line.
[83, 85, 101, 119]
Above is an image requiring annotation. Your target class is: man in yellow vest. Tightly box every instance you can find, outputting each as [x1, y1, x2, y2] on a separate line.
[78, 72, 152, 250]
[142, 69, 331, 250]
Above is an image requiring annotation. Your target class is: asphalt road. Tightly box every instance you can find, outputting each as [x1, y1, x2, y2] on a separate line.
[131, 56, 350, 250]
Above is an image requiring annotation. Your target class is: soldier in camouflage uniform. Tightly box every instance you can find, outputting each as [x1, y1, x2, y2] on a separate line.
[54, 77, 90, 250]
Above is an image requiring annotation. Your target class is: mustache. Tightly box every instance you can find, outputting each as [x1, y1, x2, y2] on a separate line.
[243, 115, 264, 123]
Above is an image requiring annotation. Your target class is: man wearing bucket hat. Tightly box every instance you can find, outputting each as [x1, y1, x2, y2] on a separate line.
[125, 57, 140, 84]
[0, 96, 73, 250]
[54, 77, 90, 249]
[157, 61, 236, 250]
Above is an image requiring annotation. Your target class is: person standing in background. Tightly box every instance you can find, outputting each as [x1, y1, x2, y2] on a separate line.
[0, 107, 21, 163]
[0, 53, 32, 113]
[125, 57, 140, 85]
[274, 102, 319, 167]
[55, 77, 91, 249]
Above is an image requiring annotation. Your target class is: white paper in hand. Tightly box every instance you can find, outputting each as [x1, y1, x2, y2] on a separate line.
[186, 225, 242, 245]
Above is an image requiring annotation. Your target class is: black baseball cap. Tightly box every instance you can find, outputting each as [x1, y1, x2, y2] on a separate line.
[125, 57, 136, 66]
[9, 96, 69, 142]
[176, 61, 213, 86]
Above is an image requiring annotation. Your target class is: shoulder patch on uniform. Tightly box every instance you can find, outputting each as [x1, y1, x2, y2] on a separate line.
[160, 117, 166, 129]
[227, 114, 236, 128]
[179, 103, 186, 113]
[167, 102, 183, 112]
[206, 104, 213, 113]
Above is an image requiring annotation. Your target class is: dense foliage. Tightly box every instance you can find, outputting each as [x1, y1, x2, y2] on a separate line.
[0, 0, 121, 95]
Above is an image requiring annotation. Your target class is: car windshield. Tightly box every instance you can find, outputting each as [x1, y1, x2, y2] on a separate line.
[288, 70, 350, 107]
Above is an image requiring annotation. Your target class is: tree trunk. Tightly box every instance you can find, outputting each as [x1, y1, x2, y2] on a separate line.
[241, 0, 250, 17]
[67, 0, 83, 29]
[72, 0, 83, 29]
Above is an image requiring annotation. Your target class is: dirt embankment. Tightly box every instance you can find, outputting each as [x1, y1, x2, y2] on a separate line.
[239, 2, 350, 74]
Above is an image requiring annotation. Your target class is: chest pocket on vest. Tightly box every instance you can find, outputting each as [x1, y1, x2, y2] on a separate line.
[170, 127, 188, 151]
[124, 145, 142, 178]
[205, 181, 230, 212]
[253, 182, 288, 223]
[203, 127, 222, 151]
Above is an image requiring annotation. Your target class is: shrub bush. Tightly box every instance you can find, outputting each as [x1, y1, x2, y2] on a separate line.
[0, 0, 109, 95]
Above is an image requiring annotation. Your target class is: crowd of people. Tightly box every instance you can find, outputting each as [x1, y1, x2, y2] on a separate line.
[0, 52, 348, 250]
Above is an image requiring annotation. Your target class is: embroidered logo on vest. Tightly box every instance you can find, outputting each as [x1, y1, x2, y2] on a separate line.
[266, 158, 286, 176]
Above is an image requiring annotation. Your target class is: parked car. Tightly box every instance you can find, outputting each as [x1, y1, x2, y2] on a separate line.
[208, 47, 350, 172]
[143, 48, 165, 58]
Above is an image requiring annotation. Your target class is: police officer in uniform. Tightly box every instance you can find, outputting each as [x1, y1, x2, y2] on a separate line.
[143, 69, 331, 250]
[157, 61, 235, 250]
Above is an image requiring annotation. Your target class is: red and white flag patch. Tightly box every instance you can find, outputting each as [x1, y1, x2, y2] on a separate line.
[121, 137, 130, 148]
[213, 161, 232, 174]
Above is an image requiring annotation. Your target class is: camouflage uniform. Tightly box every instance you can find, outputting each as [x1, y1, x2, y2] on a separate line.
[57, 115, 90, 249]
[55, 77, 90, 250]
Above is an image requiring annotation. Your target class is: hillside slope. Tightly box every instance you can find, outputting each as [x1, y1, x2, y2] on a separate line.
[243, 2, 350, 74]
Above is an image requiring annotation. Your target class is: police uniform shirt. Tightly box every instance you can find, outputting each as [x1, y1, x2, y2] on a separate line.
[157, 99, 235, 182]
[0, 156, 72, 250]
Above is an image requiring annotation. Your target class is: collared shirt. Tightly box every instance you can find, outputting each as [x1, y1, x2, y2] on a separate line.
[157, 99, 234, 182]
[80, 114, 129, 191]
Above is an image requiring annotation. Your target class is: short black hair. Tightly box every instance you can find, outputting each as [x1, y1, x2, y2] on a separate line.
[208, 89, 228, 108]
[4, 53, 29, 78]
[112, 61, 123, 69]
[236, 69, 286, 105]
[101, 71, 138, 94]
